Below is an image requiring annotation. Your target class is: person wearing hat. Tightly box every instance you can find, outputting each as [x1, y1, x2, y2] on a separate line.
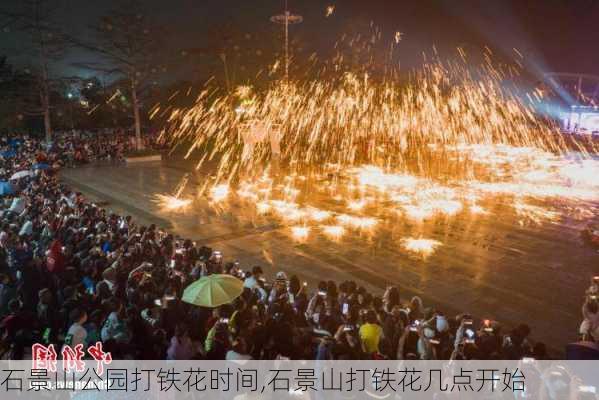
[268, 271, 288, 305]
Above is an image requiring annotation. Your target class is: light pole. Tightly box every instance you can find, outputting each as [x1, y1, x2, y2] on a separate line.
[270, 0, 303, 82]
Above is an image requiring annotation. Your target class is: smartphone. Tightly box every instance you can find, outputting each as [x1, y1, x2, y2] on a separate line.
[154, 299, 162, 307]
[579, 386, 596, 394]
[318, 290, 327, 297]
[522, 357, 535, 364]
[220, 318, 229, 324]
[464, 328, 476, 343]
[342, 303, 350, 315]
[343, 324, 354, 332]
[429, 339, 441, 345]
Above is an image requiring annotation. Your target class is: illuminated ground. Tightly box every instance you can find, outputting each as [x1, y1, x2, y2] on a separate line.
[61, 159, 599, 352]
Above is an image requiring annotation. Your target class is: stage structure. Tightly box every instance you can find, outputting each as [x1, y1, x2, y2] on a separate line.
[544, 72, 599, 135]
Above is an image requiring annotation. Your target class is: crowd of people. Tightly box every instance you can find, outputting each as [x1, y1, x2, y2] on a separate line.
[0, 131, 593, 361]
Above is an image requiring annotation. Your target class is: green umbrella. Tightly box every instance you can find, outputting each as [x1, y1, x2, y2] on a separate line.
[182, 274, 244, 308]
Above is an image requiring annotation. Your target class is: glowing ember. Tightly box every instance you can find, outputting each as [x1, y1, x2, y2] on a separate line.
[325, 5, 335, 17]
[321, 225, 345, 241]
[336, 214, 378, 230]
[256, 201, 271, 214]
[470, 204, 489, 215]
[153, 175, 192, 212]
[154, 194, 192, 212]
[347, 199, 368, 211]
[401, 238, 443, 258]
[513, 200, 560, 226]
[401, 205, 435, 221]
[210, 184, 230, 202]
[290, 226, 310, 241]
[305, 207, 332, 222]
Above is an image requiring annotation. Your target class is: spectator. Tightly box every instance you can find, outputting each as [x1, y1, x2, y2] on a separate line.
[167, 324, 194, 360]
[63, 308, 88, 350]
[359, 309, 383, 356]
[580, 298, 599, 341]
[226, 337, 252, 360]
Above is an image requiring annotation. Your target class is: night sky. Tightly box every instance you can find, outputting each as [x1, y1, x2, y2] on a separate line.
[2, 0, 599, 79]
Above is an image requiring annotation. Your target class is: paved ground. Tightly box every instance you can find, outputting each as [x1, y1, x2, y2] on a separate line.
[60, 160, 599, 353]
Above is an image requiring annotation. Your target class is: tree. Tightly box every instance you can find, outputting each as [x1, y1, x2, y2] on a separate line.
[0, 0, 70, 141]
[73, 0, 165, 149]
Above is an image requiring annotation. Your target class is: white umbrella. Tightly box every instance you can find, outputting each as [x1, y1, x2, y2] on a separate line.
[9, 170, 32, 181]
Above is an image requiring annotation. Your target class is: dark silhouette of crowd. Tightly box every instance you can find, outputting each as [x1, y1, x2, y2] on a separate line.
[0, 131, 573, 361]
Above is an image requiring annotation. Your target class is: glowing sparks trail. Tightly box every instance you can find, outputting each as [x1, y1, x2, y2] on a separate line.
[164, 58, 583, 186]
[160, 41, 599, 254]
[153, 175, 192, 212]
[401, 238, 443, 258]
[154, 194, 192, 212]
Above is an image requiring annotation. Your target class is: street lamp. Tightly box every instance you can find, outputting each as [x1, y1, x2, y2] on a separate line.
[270, 0, 303, 82]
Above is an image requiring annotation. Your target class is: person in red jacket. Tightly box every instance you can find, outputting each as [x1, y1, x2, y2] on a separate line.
[45, 239, 65, 273]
